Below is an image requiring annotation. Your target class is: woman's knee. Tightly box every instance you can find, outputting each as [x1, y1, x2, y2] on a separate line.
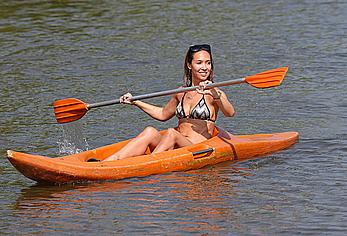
[164, 128, 178, 140]
[139, 126, 160, 139]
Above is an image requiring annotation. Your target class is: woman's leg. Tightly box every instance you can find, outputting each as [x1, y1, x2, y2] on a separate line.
[153, 128, 192, 153]
[103, 126, 161, 161]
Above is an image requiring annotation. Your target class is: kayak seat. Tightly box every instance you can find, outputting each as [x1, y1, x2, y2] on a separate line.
[212, 127, 219, 137]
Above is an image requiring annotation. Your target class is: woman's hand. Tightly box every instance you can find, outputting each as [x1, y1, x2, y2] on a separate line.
[196, 80, 212, 94]
[119, 92, 134, 104]
[196, 81, 221, 100]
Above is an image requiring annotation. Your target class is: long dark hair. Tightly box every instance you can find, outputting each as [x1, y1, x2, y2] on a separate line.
[183, 44, 214, 87]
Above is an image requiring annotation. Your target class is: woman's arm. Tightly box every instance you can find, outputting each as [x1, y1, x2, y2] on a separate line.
[121, 93, 178, 121]
[211, 88, 235, 117]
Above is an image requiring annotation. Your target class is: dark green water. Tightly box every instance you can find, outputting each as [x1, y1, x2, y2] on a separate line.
[1, 0, 346, 235]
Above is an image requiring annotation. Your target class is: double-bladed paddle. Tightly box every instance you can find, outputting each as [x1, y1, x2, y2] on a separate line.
[54, 67, 288, 124]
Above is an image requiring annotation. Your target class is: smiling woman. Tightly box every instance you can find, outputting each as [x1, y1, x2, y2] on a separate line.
[104, 44, 235, 161]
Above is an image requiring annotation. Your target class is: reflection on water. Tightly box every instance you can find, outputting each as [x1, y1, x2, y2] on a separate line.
[11, 166, 250, 235]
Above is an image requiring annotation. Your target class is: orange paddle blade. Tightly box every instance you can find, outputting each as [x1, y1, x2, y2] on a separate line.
[54, 98, 88, 124]
[245, 67, 288, 88]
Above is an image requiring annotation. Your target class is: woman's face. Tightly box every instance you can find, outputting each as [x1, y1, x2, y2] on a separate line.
[188, 50, 212, 83]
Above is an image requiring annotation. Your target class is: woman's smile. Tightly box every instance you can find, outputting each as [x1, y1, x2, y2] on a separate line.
[199, 71, 208, 77]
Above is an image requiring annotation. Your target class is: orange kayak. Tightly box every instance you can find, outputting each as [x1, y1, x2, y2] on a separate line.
[7, 128, 299, 184]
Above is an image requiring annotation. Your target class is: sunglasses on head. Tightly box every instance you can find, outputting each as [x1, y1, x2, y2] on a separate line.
[189, 44, 211, 53]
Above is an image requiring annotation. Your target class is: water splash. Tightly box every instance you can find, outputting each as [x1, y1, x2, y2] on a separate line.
[57, 122, 90, 155]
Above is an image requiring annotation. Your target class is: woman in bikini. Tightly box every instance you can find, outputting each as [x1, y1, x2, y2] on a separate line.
[104, 44, 235, 161]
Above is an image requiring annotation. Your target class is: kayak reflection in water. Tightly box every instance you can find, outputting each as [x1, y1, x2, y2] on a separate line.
[103, 44, 235, 161]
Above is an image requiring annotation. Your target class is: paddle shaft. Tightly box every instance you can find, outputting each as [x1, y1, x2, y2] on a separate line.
[88, 78, 245, 109]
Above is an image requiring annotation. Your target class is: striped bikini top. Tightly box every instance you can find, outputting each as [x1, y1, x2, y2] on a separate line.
[175, 92, 215, 122]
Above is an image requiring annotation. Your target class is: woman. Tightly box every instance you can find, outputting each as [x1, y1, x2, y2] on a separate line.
[103, 44, 235, 161]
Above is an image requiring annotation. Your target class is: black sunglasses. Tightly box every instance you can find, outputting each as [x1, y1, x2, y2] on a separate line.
[189, 44, 211, 53]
